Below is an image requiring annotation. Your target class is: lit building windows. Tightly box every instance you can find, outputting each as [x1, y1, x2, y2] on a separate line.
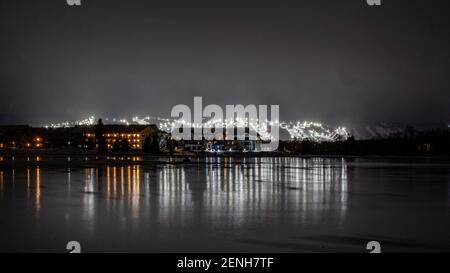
[84, 131, 146, 150]
[34, 136, 43, 149]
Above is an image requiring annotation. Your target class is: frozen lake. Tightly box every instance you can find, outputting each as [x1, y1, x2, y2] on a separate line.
[0, 156, 449, 252]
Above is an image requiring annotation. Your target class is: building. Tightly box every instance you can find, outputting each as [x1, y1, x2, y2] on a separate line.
[0, 124, 160, 151]
[175, 127, 262, 153]
[82, 125, 158, 150]
[0, 125, 45, 149]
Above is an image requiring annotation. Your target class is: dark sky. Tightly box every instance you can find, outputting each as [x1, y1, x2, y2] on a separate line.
[1, 0, 449, 127]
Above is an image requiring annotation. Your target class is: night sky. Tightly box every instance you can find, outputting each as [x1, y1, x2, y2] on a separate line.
[1, 0, 449, 127]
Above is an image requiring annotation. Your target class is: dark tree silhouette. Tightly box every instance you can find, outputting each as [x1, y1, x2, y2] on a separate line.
[168, 138, 175, 155]
[143, 136, 151, 153]
[95, 119, 107, 155]
[143, 135, 160, 154]
[277, 127, 450, 156]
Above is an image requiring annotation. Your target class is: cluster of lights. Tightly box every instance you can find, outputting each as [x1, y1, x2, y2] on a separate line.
[85, 132, 142, 150]
[280, 121, 348, 142]
[45, 116, 170, 128]
[3, 137, 43, 149]
[155, 117, 347, 142]
[45, 115, 348, 142]
[45, 116, 96, 128]
[158, 117, 278, 141]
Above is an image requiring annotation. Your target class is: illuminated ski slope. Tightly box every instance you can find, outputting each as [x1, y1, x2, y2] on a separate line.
[45, 116, 348, 142]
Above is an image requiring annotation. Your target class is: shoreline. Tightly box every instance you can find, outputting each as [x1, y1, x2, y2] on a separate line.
[1, 149, 450, 160]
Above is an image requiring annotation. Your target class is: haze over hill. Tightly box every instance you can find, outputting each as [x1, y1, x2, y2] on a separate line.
[1, 0, 450, 127]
